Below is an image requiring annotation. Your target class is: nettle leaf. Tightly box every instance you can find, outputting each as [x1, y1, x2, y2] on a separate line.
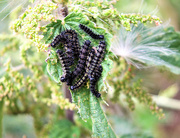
[46, 50, 63, 83]
[90, 92, 117, 138]
[159, 27, 180, 74]
[71, 87, 90, 119]
[43, 20, 64, 44]
[43, 12, 116, 137]
[141, 26, 180, 74]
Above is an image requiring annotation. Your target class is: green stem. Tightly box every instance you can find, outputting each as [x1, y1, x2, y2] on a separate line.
[0, 99, 4, 138]
[63, 84, 74, 123]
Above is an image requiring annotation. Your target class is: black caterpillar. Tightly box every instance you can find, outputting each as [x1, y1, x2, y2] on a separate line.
[69, 40, 91, 85]
[51, 30, 80, 67]
[87, 41, 106, 98]
[56, 49, 71, 83]
[88, 41, 106, 80]
[50, 33, 67, 48]
[90, 65, 103, 98]
[70, 49, 95, 90]
[63, 29, 80, 58]
[79, 24, 104, 40]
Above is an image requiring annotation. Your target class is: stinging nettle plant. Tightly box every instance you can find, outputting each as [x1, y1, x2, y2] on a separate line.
[1, 0, 180, 137]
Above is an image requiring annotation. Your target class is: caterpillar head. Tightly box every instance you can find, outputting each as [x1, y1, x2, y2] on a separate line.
[95, 93, 101, 98]
[85, 40, 91, 46]
[60, 77, 66, 82]
[99, 35, 104, 39]
[56, 49, 63, 54]
[70, 86, 74, 90]
[100, 41, 106, 45]
[98, 65, 103, 72]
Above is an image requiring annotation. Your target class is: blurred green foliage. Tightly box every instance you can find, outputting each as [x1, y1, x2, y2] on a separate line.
[49, 119, 81, 138]
[3, 115, 36, 138]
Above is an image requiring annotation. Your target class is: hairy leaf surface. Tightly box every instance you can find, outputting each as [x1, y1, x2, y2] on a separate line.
[49, 119, 80, 138]
[46, 50, 63, 83]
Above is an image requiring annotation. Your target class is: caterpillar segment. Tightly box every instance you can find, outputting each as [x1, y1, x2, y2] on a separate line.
[88, 41, 106, 80]
[50, 33, 67, 48]
[86, 49, 95, 72]
[64, 29, 80, 58]
[62, 30, 76, 66]
[51, 29, 80, 61]
[90, 79, 100, 98]
[70, 40, 91, 82]
[89, 65, 103, 98]
[70, 49, 95, 90]
[50, 29, 74, 48]
[94, 65, 103, 80]
[74, 39, 80, 57]
[56, 49, 71, 83]
[70, 75, 88, 90]
[79, 24, 104, 40]
[64, 42, 75, 66]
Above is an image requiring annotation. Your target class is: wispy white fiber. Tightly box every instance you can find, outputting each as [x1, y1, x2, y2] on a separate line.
[0, 0, 29, 21]
[111, 23, 177, 69]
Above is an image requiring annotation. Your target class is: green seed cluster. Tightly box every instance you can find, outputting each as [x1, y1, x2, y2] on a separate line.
[0, 34, 20, 56]
[68, 0, 162, 33]
[37, 81, 74, 110]
[108, 58, 164, 119]
[0, 59, 75, 111]
[46, 82, 76, 110]
[0, 60, 37, 101]
[11, 0, 58, 51]
[20, 45, 43, 79]
[43, 91, 76, 110]
[132, 79, 164, 119]
[0, 33, 74, 115]
[120, 13, 162, 31]
[68, 0, 119, 33]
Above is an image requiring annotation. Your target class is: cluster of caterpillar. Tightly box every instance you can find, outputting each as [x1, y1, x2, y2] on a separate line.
[50, 24, 106, 98]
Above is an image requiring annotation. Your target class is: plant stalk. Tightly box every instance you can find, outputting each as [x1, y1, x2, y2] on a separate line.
[0, 99, 4, 138]
[63, 84, 74, 123]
